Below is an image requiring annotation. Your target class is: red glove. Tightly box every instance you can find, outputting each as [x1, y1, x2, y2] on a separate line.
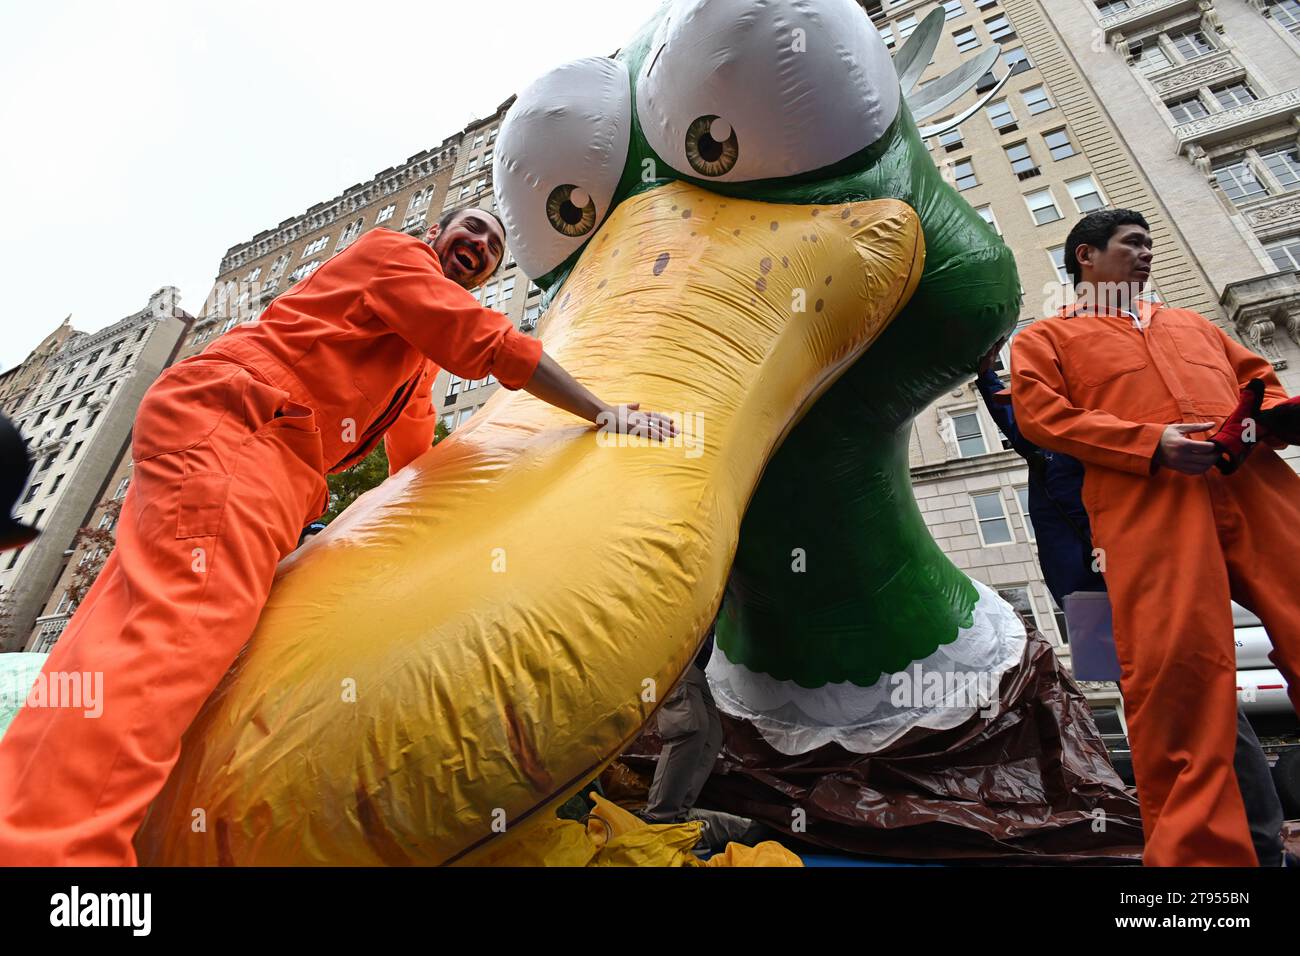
[1259, 394, 1300, 448]
[1210, 379, 1265, 475]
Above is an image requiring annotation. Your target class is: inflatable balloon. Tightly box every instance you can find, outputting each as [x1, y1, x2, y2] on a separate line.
[136, 0, 1022, 864]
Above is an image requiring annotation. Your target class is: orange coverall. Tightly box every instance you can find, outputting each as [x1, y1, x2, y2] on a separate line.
[1012, 300, 1300, 866]
[0, 228, 542, 865]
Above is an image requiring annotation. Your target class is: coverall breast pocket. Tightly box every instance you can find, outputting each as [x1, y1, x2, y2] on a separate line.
[1063, 333, 1148, 388]
[1167, 325, 1237, 392]
[132, 363, 247, 462]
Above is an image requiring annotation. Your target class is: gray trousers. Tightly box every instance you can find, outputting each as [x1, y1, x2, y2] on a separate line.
[1234, 706, 1284, 867]
[643, 664, 724, 823]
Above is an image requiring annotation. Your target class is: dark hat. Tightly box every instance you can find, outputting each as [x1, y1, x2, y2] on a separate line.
[0, 413, 40, 551]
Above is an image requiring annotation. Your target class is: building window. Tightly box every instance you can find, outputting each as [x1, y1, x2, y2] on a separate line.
[1004, 47, 1031, 75]
[499, 276, 515, 301]
[971, 491, 1013, 545]
[1212, 82, 1258, 111]
[459, 184, 471, 200]
[1132, 42, 1172, 76]
[1271, 0, 1300, 36]
[301, 235, 330, 258]
[115, 476, 130, 498]
[1043, 128, 1076, 160]
[1165, 94, 1208, 123]
[975, 204, 1001, 235]
[1096, 0, 1130, 15]
[1265, 234, 1300, 271]
[1025, 187, 1063, 224]
[953, 26, 979, 52]
[1213, 157, 1268, 204]
[269, 252, 290, 278]
[336, 218, 364, 250]
[56, 401, 70, 417]
[987, 99, 1017, 133]
[1014, 486, 1035, 542]
[943, 0, 965, 19]
[68, 441, 82, 461]
[6, 548, 21, 570]
[73, 375, 86, 390]
[1169, 27, 1214, 61]
[1258, 142, 1300, 189]
[110, 339, 124, 355]
[1066, 174, 1106, 212]
[22, 483, 41, 504]
[245, 267, 262, 283]
[1004, 141, 1039, 178]
[998, 585, 1039, 629]
[985, 13, 1015, 41]
[39, 454, 55, 472]
[376, 203, 396, 224]
[287, 261, 320, 283]
[55, 590, 74, 615]
[1048, 246, 1070, 284]
[1021, 84, 1053, 114]
[60, 420, 78, 438]
[98, 512, 115, 531]
[952, 158, 979, 190]
[951, 410, 988, 457]
[456, 406, 474, 428]
[483, 283, 498, 308]
[895, 14, 918, 41]
[939, 126, 964, 151]
[446, 376, 461, 399]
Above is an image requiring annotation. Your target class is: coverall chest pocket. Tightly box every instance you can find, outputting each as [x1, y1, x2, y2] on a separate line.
[1166, 325, 1237, 394]
[132, 363, 247, 462]
[1062, 332, 1148, 388]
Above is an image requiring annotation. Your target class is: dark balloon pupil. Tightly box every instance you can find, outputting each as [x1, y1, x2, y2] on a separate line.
[559, 199, 584, 225]
[697, 132, 723, 162]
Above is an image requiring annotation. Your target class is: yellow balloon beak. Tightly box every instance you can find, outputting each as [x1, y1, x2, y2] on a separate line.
[137, 181, 925, 865]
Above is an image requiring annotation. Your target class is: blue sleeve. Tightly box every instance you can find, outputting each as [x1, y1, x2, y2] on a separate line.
[975, 369, 1040, 460]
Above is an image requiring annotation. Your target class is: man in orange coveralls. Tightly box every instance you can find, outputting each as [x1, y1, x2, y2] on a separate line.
[1011, 208, 1300, 866]
[0, 207, 677, 866]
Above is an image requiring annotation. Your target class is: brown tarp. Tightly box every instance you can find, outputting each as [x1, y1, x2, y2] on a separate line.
[615, 629, 1145, 864]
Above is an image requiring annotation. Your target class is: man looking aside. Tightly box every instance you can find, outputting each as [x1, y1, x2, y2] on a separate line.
[1010, 208, 1300, 866]
[0, 207, 676, 865]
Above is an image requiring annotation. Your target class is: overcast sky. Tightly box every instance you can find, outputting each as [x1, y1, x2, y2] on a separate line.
[0, 0, 663, 369]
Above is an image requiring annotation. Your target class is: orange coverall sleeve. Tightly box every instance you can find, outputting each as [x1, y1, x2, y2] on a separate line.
[1208, 321, 1291, 410]
[1010, 326, 1166, 476]
[384, 364, 438, 476]
[362, 242, 543, 390]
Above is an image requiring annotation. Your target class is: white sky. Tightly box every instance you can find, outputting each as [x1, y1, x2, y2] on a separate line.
[0, 0, 663, 369]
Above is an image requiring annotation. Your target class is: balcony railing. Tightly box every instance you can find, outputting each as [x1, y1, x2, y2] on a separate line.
[1174, 88, 1300, 148]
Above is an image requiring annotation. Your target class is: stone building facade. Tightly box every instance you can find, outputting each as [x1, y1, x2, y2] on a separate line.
[0, 289, 190, 650]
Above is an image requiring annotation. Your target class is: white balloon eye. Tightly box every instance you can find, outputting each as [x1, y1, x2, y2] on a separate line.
[493, 57, 631, 278]
[636, 0, 900, 183]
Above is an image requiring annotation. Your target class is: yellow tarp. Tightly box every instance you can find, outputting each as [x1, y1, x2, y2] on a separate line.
[473, 794, 802, 867]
